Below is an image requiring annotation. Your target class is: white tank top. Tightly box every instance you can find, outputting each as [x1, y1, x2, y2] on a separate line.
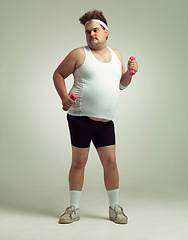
[68, 46, 122, 120]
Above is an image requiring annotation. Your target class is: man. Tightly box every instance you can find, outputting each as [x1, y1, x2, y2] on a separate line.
[53, 9, 138, 224]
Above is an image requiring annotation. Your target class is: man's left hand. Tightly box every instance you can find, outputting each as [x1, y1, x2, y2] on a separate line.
[127, 59, 138, 74]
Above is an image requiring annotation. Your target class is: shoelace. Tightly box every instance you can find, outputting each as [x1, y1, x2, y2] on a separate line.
[114, 205, 127, 217]
[61, 207, 76, 217]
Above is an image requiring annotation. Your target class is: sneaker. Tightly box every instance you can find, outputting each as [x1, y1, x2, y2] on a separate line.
[109, 204, 128, 224]
[58, 206, 80, 224]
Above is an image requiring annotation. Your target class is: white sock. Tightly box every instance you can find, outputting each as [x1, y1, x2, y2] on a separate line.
[107, 189, 119, 209]
[70, 191, 81, 209]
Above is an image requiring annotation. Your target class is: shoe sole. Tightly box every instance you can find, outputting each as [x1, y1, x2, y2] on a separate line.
[109, 217, 128, 224]
[58, 217, 80, 224]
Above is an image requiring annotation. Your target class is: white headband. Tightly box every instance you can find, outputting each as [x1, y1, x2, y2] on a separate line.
[85, 19, 108, 30]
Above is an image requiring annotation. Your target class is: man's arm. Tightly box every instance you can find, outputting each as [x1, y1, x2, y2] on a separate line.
[53, 48, 84, 109]
[113, 49, 138, 88]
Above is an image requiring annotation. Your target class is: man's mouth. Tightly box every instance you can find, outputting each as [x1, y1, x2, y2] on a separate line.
[90, 38, 97, 41]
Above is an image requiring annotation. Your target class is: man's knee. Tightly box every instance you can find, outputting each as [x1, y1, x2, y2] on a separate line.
[71, 146, 89, 169]
[103, 157, 117, 170]
[72, 156, 87, 169]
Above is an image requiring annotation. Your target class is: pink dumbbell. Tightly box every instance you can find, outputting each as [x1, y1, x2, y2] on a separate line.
[129, 56, 136, 75]
[63, 94, 77, 111]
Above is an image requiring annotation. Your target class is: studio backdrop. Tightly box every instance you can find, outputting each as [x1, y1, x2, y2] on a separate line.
[0, 0, 188, 215]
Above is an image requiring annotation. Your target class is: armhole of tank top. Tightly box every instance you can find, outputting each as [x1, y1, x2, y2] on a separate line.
[109, 47, 123, 68]
[76, 46, 87, 70]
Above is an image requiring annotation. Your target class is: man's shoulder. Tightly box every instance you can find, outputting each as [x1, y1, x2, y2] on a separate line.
[68, 47, 85, 69]
[111, 48, 121, 57]
[111, 48, 123, 62]
[110, 48, 124, 69]
[69, 47, 85, 58]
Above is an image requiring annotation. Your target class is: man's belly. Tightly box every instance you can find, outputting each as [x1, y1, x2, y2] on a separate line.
[88, 116, 110, 122]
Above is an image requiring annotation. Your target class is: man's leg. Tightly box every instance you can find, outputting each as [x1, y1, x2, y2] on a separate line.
[97, 145, 119, 208]
[59, 146, 89, 224]
[69, 146, 90, 191]
[97, 145, 119, 190]
[97, 145, 128, 224]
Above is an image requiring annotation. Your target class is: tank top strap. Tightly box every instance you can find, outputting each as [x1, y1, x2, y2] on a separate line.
[84, 46, 93, 60]
[107, 47, 119, 62]
[107, 46, 114, 55]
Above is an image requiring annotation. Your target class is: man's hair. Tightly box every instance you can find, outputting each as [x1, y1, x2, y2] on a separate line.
[79, 9, 108, 27]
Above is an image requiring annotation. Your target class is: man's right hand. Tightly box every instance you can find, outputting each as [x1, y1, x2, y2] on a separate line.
[62, 95, 76, 110]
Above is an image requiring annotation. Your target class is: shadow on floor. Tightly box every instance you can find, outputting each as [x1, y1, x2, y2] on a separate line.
[0, 201, 60, 218]
[80, 211, 109, 221]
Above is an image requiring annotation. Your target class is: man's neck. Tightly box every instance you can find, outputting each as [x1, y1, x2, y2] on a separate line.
[89, 44, 108, 53]
[88, 40, 107, 51]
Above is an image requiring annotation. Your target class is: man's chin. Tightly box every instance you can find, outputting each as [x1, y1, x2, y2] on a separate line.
[88, 42, 98, 47]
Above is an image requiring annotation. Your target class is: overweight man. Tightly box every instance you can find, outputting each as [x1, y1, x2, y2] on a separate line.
[53, 9, 138, 224]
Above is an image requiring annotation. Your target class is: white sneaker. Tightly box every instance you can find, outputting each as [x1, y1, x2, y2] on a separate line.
[109, 204, 128, 224]
[58, 206, 80, 224]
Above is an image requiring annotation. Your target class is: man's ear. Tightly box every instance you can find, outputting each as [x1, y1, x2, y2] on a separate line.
[105, 29, 108, 39]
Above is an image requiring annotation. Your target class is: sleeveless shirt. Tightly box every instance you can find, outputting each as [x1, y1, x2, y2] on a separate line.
[68, 46, 122, 120]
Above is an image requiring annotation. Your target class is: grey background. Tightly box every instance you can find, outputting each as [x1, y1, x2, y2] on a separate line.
[1, 0, 188, 239]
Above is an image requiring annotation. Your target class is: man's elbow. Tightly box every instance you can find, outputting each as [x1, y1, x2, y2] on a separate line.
[53, 70, 59, 82]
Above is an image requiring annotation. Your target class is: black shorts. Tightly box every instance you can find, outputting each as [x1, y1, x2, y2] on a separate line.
[67, 114, 115, 148]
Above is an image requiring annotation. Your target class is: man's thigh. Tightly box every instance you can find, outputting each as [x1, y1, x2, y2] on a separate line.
[67, 114, 92, 148]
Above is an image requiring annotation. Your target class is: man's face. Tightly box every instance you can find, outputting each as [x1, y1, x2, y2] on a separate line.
[85, 22, 108, 49]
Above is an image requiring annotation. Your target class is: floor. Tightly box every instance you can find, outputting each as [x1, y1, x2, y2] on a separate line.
[1, 194, 187, 240]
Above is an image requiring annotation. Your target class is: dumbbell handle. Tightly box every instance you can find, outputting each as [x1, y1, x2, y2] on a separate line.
[63, 94, 77, 111]
[129, 56, 136, 75]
